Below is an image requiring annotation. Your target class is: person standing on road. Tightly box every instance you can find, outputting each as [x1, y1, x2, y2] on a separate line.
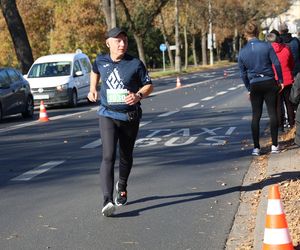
[88, 27, 153, 217]
[279, 23, 300, 78]
[266, 30, 295, 131]
[238, 21, 283, 156]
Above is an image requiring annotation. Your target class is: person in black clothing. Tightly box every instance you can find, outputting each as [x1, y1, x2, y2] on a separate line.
[279, 23, 300, 77]
[238, 21, 283, 156]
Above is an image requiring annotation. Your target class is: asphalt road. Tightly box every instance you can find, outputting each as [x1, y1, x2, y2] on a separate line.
[0, 66, 266, 249]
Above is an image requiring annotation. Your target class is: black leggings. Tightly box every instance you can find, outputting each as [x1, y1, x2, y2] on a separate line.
[250, 80, 280, 149]
[278, 85, 295, 127]
[99, 116, 139, 201]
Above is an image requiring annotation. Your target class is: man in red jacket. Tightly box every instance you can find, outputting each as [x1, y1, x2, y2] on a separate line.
[266, 30, 295, 131]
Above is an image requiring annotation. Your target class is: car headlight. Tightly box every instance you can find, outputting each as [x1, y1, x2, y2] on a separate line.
[56, 83, 68, 91]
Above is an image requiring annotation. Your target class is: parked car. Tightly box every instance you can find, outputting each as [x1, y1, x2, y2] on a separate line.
[24, 50, 92, 107]
[0, 68, 34, 121]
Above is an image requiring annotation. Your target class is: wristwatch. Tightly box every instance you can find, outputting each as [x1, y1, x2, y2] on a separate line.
[136, 92, 143, 99]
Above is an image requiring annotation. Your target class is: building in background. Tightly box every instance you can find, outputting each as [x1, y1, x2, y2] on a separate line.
[263, 0, 300, 37]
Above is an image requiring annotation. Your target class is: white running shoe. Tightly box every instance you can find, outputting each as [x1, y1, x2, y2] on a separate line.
[101, 201, 115, 217]
[271, 145, 280, 154]
[252, 148, 260, 156]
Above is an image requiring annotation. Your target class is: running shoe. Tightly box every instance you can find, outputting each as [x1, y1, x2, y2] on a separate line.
[252, 148, 260, 156]
[115, 181, 127, 206]
[101, 201, 115, 217]
[271, 145, 280, 154]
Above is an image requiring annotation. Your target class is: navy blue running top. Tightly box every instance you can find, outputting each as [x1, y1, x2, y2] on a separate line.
[238, 38, 283, 91]
[92, 53, 152, 121]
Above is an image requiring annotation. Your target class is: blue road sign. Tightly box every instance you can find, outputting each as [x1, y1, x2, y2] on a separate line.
[160, 43, 167, 52]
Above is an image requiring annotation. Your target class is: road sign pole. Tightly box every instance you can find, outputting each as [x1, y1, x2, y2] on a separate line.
[162, 50, 165, 71]
[159, 43, 167, 72]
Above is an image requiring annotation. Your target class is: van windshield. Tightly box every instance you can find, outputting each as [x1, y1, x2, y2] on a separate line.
[28, 62, 72, 78]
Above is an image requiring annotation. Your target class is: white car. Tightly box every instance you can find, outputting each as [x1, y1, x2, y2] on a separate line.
[25, 50, 91, 107]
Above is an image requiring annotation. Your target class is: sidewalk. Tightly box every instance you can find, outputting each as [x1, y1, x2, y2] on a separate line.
[226, 129, 300, 249]
[254, 144, 300, 249]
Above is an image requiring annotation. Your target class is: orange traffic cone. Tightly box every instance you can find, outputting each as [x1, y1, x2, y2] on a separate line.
[39, 100, 49, 122]
[262, 184, 294, 250]
[176, 76, 182, 88]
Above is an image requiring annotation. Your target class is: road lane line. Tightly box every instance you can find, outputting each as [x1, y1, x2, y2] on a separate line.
[183, 103, 199, 108]
[0, 108, 97, 134]
[201, 96, 214, 101]
[11, 161, 65, 181]
[158, 111, 180, 117]
[228, 87, 238, 90]
[81, 139, 102, 149]
[216, 91, 227, 96]
[140, 121, 152, 127]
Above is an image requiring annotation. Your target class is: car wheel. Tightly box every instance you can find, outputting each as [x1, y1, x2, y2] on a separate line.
[69, 89, 78, 107]
[22, 96, 34, 118]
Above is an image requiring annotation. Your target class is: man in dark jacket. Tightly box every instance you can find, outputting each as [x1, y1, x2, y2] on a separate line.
[279, 23, 300, 77]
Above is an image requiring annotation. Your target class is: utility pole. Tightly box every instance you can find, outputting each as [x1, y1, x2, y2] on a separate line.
[208, 0, 214, 65]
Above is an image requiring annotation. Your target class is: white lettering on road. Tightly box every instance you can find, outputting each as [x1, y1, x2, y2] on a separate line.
[198, 136, 228, 146]
[225, 127, 236, 135]
[135, 127, 236, 148]
[194, 127, 222, 136]
[146, 129, 171, 137]
[135, 137, 161, 147]
[11, 161, 65, 181]
[164, 136, 198, 146]
[163, 128, 190, 137]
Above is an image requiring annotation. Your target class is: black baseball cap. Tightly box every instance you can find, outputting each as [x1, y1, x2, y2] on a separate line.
[105, 27, 127, 39]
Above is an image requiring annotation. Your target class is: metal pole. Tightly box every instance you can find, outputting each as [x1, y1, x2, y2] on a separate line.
[163, 50, 166, 71]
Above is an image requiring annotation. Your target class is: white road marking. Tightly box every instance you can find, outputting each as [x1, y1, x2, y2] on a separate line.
[81, 139, 102, 149]
[201, 96, 214, 101]
[140, 121, 152, 127]
[216, 91, 227, 96]
[0, 108, 97, 134]
[158, 111, 180, 117]
[182, 103, 199, 108]
[11, 161, 65, 181]
[228, 87, 238, 90]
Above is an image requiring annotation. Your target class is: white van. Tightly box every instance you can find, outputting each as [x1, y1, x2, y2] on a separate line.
[25, 50, 91, 107]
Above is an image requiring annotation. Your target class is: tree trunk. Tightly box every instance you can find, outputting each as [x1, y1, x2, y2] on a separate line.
[133, 33, 146, 67]
[191, 35, 197, 66]
[160, 13, 174, 68]
[174, 0, 181, 72]
[184, 25, 188, 70]
[0, 0, 33, 74]
[102, 0, 112, 29]
[110, 0, 116, 28]
[102, 0, 117, 29]
[201, 31, 207, 65]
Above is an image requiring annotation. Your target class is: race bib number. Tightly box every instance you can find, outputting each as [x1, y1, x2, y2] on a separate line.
[107, 89, 128, 105]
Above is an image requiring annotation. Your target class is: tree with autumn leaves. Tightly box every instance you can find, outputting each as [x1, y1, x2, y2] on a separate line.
[0, 0, 292, 73]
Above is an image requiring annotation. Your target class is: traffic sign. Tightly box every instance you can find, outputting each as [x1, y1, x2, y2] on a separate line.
[159, 43, 167, 52]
